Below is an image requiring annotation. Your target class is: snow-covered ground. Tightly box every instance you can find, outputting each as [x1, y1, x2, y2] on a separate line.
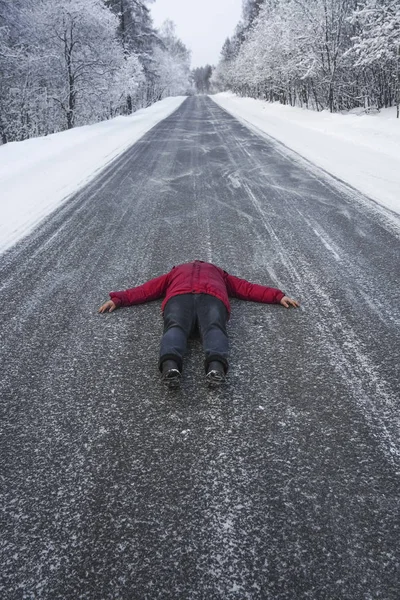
[0, 97, 186, 255]
[211, 92, 400, 217]
[1, 92, 399, 255]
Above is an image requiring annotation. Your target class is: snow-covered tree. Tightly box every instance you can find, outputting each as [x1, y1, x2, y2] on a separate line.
[242, 0, 265, 30]
[150, 20, 191, 101]
[349, 0, 400, 116]
[192, 65, 213, 94]
[0, 0, 38, 142]
[106, 0, 157, 111]
[210, 29, 243, 92]
[29, 0, 129, 129]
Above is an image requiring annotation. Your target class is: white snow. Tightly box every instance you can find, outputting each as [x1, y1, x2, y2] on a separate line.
[211, 92, 400, 217]
[0, 97, 186, 255]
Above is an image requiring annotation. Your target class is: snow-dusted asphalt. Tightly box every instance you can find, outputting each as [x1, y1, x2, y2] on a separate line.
[1, 96, 399, 599]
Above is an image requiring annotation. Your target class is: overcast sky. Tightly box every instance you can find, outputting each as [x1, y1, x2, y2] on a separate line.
[150, 0, 243, 68]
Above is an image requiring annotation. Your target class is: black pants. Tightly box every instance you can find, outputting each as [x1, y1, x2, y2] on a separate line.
[159, 293, 229, 373]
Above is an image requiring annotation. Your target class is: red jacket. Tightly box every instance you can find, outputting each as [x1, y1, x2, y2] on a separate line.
[110, 260, 285, 315]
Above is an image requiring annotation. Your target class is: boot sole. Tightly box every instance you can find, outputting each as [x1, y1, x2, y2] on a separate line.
[162, 370, 181, 390]
[206, 371, 226, 388]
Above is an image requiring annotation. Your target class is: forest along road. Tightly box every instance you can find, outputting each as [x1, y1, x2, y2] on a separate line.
[1, 96, 399, 600]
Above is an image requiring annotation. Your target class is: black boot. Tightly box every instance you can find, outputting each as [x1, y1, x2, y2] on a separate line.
[206, 361, 226, 387]
[161, 359, 181, 390]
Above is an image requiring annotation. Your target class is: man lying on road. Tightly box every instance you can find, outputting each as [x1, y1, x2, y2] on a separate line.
[99, 260, 299, 389]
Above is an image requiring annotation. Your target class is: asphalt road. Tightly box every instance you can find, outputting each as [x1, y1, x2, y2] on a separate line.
[1, 96, 399, 600]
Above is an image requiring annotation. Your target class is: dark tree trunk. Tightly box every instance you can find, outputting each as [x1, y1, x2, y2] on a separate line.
[0, 115, 8, 144]
[127, 94, 133, 113]
[67, 67, 75, 129]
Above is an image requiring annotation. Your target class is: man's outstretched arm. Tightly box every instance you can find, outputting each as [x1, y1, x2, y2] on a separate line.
[225, 273, 299, 308]
[98, 272, 169, 313]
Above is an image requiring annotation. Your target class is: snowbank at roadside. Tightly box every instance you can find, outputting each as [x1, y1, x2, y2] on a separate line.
[211, 92, 400, 217]
[0, 96, 186, 255]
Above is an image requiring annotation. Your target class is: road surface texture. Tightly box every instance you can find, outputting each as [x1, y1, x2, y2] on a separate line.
[1, 96, 399, 599]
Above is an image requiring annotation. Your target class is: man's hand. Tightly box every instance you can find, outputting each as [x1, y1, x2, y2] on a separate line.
[280, 296, 300, 309]
[98, 300, 117, 313]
